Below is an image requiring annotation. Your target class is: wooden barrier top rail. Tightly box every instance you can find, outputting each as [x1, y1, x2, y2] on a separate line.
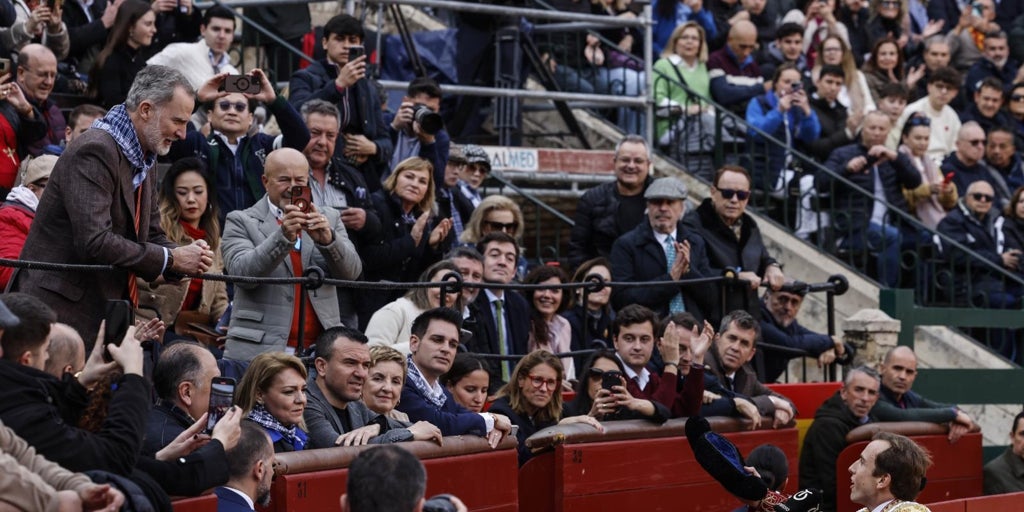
[526, 416, 789, 451]
[845, 421, 981, 444]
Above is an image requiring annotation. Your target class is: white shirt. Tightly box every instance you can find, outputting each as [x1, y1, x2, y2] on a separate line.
[616, 352, 651, 391]
[870, 499, 895, 512]
[220, 486, 254, 511]
[653, 229, 678, 249]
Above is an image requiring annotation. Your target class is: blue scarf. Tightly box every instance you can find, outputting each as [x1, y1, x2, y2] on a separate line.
[92, 104, 156, 190]
[406, 355, 446, 409]
[247, 403, 307, 451]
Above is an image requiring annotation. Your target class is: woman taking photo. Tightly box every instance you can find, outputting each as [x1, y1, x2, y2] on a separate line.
[487, 351, 602, 465]
[524, 265, 575, 380]
[365, 260, 463, 353]
[441, 354, 491, 413]
[89, 0, 157, 108]
[236, 352, 309, 453]
[899, 113, 957, 231]
[562, 348, 670, 423]
[137, 157, 228, 344]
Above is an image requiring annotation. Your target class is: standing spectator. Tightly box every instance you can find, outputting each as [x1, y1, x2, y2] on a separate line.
[386, 76, 450, 183]
[61, 0, 118, 73]
[887, 67, 962, 167]
[760, 285, 851, 383]
[144, 342, 220, 457]
[963, 31, 1020, 98]
[236, 352, 309, 453]
[799, 366, 881, 511]
[848, 432, 933, 512]
[0, 0, 70, 58]
[562, 257, 615, 371]
[651, 0, 717, 56]
[147, 0, 200, 56]
[866, 0, 915, 55]
[88, 0, 156, 109]
[610, 177, 718, 321]
[15, 44, 64, 157]
[985, 127, 1024, 196]
[899, 114, 958, 231]
[810, 35, 875, 117]
[365, 260, 462, 354]
[288, 14, 392, 190]
[0, 154, 53, 289]
[942, 122, 1002, 203]
[862, 37, 910, 104]
[983, 410, 1024, 495]
[523, 265, 574, 380]
[146, 6, 239, 91]
[569, 134, 653, 267]
[707, 20, 767, 114]
[221, 148, 361, 362]
[1009, 82, 1024, 150]
[960, 77, 1014, 136]
[758, 23, 808, 80]
[9, 65, 214, 346]
[216, 421, 274, 511]
[947, 0, 1002, 72]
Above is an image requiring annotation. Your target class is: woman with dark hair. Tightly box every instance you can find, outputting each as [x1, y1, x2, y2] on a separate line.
[487, 350, 602, 465]
[899, 113, 957, 230]
[562, 257, 615, 371]
[365, 260, 463, 353]
[1001, 186, 1024, 287]
[236, 352, 309, 453]
[137, 157, 228, 342]
[89, 0, 157, 108]
[562, 348, 670, 422]
[862, 37, 909, 103]
[441, 353, 491, 413]
[524, 265, 574, 380]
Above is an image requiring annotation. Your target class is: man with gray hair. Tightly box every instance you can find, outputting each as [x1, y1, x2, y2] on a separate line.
[143, 342, 221, 456]
[10, 65, 215, 345]
[42, 323, 85, 380]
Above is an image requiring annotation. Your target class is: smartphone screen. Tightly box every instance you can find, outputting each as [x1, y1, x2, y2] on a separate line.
[103, 300, 134, 361]
[206, 377, 236, 434]
[348, 46, 365, 62]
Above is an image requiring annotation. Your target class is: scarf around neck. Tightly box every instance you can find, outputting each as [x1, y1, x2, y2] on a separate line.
[248, 403, 307, 451]
[406, 354, 446, 409]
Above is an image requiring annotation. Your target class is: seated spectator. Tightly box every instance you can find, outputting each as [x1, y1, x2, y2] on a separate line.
[653, 22, 715, 164]
[983, 410, 1024, 495]
[562, 257, 615, 371]
[708, 20, 767, 114]
[524, 265, 575, 380]
[836, 0, 870, 66]
[305, 327, 440, 448]
[455, 144, 490, 210]
[910, 36, 952, 102]
[610, 177, 718, 321]
[684, 165, 785, 318]
[942, 122, 1003, 204]
[808, 64, 860, 162]
[144, 0, 201, 62]
[440, 353, 490, 413]
[0, 2, 70, 59]
[745, 63, 821, 194]
[876, 82, 909, 127]
[146, 6, 239, 91]
[651, 0, 717, 56]
[799, 365, 880, 511]
[563, 347, 672, 421]
[62, 103, 106, 151]
[0, 154, 54, 289]
[396, 307, 513, 443]
[936, 180, 1021, 314]
[862, 37, 907, 104]
[488, 350, 602, 465]
[221, 148, 361, 363]
[448, 245, 485, 319]
[359, 157, 451, 328]
[42, 323, 86, 379]
[216, 421, 274, 510]
[1008, 82, 1024, 149]
[287, 14, 392, 190]
[569, 134, 653, 267]
[985, 127, 1024, 197]
[888, 67, 962, 167]
[237, 352, 309, 453]
[740, 0, 781, 49]
[588, 0, 646, 135]
[365, 260, 462, 354]
[386, 76, 450, 180]
[88, 0, 156, 109]
[960, 77, 1014, 135]
[167, 71, 311, 224]
[364, 345, 416, 421]
[759, 285, 852, 383]
[458, 194, 526, 278]
[340, 444, 468, 512]
[15, 44, 64, 157]
[947, 0, 1002, 72]
[866, 0, 919, 59]
[899, 114, 958, 231]
[964, 30, 1020, 99]
[144, 342, 220, 457]
[136, 158, 228, 341]
[705, 310, 796, 425]
[1000, 186, 1024, 290]
[758, 23, 808, 80]
[793, 0, 850, 66]
[819, 110, 921, 288]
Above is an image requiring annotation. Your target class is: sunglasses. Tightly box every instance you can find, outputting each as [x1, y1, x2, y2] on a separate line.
[483, 220, 518, 233]
[880, 0, 899, 6]
[587, 367, 616, 379]
[1011, 94, 1024, 102]
[526, 374, 558, 390]
[217, 101, 248, 113]
[907, 116, 930, 127]
[963, 139, 986, 146]
[971, 193, 994, 202]
[716, 188, 751, 200]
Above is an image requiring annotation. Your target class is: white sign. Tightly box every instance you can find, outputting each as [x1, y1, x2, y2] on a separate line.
[483, 146, 539, 172]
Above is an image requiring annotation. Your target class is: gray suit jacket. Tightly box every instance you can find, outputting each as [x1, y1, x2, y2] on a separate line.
[9, 129, 173, 344]
[303, 373, 414, 449]
[222, 197, 361, 362]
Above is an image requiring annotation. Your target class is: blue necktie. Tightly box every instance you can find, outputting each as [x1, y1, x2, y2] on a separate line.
[665, 235, 685, 313]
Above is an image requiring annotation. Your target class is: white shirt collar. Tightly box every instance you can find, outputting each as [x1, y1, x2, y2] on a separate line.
[267, 196, 283, 221]
[616, 353, 650, 390]
[222, 486, 255, 510]
[653, 229, 678, 246]
[485, 287, 504, 302]
[870, 499, 896, 512]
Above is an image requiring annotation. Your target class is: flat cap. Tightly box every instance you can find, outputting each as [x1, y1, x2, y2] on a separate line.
[644, 177, 688, 201]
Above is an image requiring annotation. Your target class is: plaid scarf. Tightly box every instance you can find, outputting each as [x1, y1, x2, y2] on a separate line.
[92, 104, 156, 190]
[247, 403, 307, 451]
[406, 355, 446, 409]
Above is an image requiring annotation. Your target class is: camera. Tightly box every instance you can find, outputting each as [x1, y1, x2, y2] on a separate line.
[423, 494, 458, 512]
[224, 75, 261, 94]
[412, 103, 444, 135]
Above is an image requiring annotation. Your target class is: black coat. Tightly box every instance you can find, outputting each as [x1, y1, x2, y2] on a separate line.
[568, 177, 652, 268]
[95, 46, 147, 109]
[561, 305, 613, 371]
[799, 392, 876, 511]
[465, 290, 532, 393]
[487, 397, 555, 466]
[142, 400, 193, 458]
[936, 201, 1007, 302]
[808, 95, 854, 162]
[62, 0, 108, 63]
[609, 219, 718, 323]
[816, 142, 921, 233]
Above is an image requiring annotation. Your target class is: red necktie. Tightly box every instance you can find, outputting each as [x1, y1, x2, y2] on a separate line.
[128, 186, 142, 307]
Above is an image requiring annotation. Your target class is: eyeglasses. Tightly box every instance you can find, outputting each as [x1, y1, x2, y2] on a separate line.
[483, 220, 518, 233]
[615, 156, 648, 165]
[218, 101, 248, 113]
[963, 139, 986, 146]
[971, 192, 994, 202]
[880, 1, 899, 7]
[907, 116, 931, 127]
[526, 374, 558, 390]
[716, 188, 751, 200]
[1011, 94, 1024, 102]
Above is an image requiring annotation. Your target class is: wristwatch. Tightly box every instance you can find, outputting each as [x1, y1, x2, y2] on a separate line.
[165, 249, 175, 272]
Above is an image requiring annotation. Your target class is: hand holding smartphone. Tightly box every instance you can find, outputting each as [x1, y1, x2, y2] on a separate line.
[291, 185, 312, 214]
[601, 370, 624, 392]
[206, 377, 236, 434]
[103, 300, 134, 362]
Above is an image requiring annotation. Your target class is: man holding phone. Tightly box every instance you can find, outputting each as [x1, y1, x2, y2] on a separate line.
[221, 147, 362, 363]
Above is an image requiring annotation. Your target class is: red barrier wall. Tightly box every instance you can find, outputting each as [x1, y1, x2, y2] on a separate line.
[171, 495, 217, 512]
[927, 491, 1024, 512]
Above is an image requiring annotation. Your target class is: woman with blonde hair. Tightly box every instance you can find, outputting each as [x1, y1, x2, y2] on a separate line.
[365, 260, 463, 353]
[459, 194, 527, 278]
[811, 35, 875, 115]
[652, 21, 715, 166]
[236, 352, 309, 453]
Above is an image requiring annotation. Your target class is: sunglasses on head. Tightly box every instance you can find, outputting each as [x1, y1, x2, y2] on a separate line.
[716, 188, 751, 200]
[907, 116, 930, 127]
[218, 101, 248, 113]
[971, 192, 994, 202]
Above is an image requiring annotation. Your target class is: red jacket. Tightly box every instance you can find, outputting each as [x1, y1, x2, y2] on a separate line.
[0, 201, 34, 289]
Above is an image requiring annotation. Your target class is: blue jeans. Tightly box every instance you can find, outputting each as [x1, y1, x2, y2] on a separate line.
[594, 67, 646, 136]
[842, 222, 902, 288]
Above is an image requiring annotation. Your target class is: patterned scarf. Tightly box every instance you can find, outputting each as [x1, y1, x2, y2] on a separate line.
[405, 355, 446, 408]
[92, 104, 156, 189]
[247, 403, 306, 450]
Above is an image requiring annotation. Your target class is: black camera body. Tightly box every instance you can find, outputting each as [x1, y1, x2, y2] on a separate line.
[423, 494, 458, 512]
[224, 75, 261, 94]
[412, 103, 444, 135]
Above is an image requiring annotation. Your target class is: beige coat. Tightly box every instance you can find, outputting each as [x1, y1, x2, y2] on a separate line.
[137, 244, 229, 326]
[0, 419, 94, 512]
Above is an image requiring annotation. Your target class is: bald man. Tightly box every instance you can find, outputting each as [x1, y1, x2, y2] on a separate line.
[707, 20, 768, 112]
[221, 148, 362, 362]
[15, 44, 65, 156]
[42, 323, 85, 379]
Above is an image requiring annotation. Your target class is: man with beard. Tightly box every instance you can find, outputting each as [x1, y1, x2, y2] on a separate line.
[303, 326, 441, 448]
[9, 65, 214, 345]
[216, 421, 275, 511]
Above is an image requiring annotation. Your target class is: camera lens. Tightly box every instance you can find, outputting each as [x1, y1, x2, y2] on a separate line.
[413, 104, 444, 135]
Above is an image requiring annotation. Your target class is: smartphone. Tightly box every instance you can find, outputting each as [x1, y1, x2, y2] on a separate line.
[971, 2, 983, 16]
[348, 46, 365, 62]
[0, 58, 9, 75]
[46, 0, 62, 11]
[791, 82, 802, 92]
[223, 74, 261, 94]
[601, 370, 623, 392]
[103, 300, 134, 362]
[943, 172, 955, 185]
[291, 185, 312, 213]
[206, 377, 236, 434]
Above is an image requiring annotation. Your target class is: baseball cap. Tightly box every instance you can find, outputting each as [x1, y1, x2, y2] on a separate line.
[461, 144, 491, 173]
[23, 155, 58, 186]
[448, 145, 468, 165]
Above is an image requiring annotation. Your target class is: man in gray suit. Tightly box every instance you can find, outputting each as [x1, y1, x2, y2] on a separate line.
[10, 65, 213, 346]
[222, 147, 361, 362]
